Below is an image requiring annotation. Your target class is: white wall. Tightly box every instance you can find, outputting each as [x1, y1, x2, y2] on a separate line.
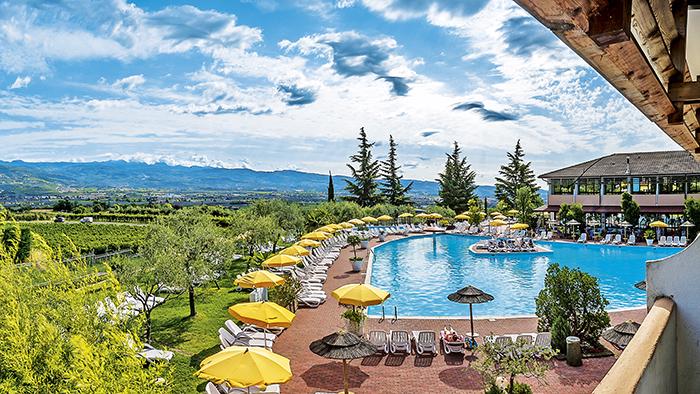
[635, 306, 677, 394]
[646, 236, 700, 392]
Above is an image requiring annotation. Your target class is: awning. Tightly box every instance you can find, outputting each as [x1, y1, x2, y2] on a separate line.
[537, 205, 684, 214]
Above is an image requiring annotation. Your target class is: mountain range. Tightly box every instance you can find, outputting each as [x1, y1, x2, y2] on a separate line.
[0, 160, 546, 202]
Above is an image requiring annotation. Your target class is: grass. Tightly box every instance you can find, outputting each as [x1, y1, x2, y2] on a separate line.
[150, 285, 249, 393]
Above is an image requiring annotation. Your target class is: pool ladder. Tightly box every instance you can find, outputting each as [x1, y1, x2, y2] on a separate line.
[378, 306, 399, 324]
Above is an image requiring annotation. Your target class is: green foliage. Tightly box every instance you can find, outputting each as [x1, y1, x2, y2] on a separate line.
[513, 187, 537, 226]
[0, 257, 170, 393]
[16, 228, 32, 263]
[53, 199, 77, 212]
[684, 198, 700, 239]
[3, 222, 21, 261]
[425, 205, 456, 219]
[327, 171, 335, 202]
[550, 316, 572, 354]
[557, 203, 584, 229]
[465, 200, 485, 225]
[475, 335, 556, 393]
[22, 223, 148, 254]
[644, 229, 656, 240]
[535, 263, 610, 349]
[345, 127, 382, 206]
[346, 235, 361, 259]
[269, 276, 302, 310]
[229, 212, 278, 261]
[380, 135, 413, 205]
[621, 192, 640, 226]
[245, 199, 305, 251]
[485, 383, 533, 394]
[341, 308, 366, 324]
[495, 140, 539, 207]
[437, 141, 477, 213]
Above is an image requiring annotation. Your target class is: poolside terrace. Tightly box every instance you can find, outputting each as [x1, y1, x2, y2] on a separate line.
[274, 234, 646, 393]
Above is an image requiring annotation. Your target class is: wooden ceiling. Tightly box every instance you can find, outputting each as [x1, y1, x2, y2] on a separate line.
[514, 0, 700, 158]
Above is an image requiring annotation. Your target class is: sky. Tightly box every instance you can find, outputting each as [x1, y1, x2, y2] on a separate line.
[0, 0, 682, 186]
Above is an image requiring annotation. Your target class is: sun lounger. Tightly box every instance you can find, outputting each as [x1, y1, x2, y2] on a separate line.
[206, 382, 221, 394]
[368, 330, 388, 354]
[515, 335, 533, 348]
[658, 236, 666, 246]
[627, 234, 636, 245]
[494, 336, 513, 346]
[139, 343, 174, 363]
[680, 236, 687, 246]
[227, 384, 281, 393]
[612, 234, 622, 245]
[534, 332, 551, 348]
[218, 328, 273, 349]
[440, 329, 465, 354]
[225, 320, 277, 342]
[576, 233, 586, 243]
[390, 330, 411, 354]
[601, 234, 612, 244]
[672, 236, 680, 247]
[412, 331, 437, 355]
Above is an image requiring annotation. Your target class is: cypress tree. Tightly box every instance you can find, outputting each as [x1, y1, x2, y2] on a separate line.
[380, 135, 413, 205]
[437, 141, 477, 213]
[327, 171, 335, 202]
[494, 139, 538, 207]
[345, 127, 382, 206]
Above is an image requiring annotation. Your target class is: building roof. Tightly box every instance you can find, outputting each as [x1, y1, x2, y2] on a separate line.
[540, 151, 700, 179]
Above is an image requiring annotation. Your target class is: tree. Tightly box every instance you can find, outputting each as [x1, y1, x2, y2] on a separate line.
[621, 192, 640, 226]
[465, 199, 485, 225]
[475, 338, 556, 394]
[53, 199, 76, 212]
[685, 198, 700, 239]
[3, 222, 21, 262]
[327, 171, 335, 202]
[0, 256, 170, 392]
[345, 127, 382, 206]
[535, 263, 610, 351]
[229, 212, 277, 270]
[142, 209, 234, 317]
[513, 187, 538, 226]
[495, 140, 539, 207]
[558, 203, 585, 233]
[380, 135, 413, 205]
[436, 141, 477, 213]
[247, 200, 305, 252]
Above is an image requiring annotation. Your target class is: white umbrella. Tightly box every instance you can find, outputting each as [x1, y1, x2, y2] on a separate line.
[620, 221, 632, 239]
[680, 221, 695, 237]
[587, 220, 601, 226]
[566, 219, 580, 226]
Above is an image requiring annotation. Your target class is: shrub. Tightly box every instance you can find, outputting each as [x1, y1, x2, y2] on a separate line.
[550, 316, 572, 354]
[269, 277, 302, 311]
[644, 229, 655, 240]
[684, 198, 700, 239]
[535, 264, 610, 350]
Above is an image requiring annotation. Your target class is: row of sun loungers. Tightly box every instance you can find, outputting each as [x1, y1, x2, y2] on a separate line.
[658, 235, 687, 246]
[218, 319, 280, 350]
[480, 238, 536, 253]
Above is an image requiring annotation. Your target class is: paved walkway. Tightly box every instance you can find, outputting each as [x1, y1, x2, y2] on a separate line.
[274, 235, 646, 393]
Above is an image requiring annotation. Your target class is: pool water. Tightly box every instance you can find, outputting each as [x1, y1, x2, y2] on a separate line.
[367, 234, 681, 318]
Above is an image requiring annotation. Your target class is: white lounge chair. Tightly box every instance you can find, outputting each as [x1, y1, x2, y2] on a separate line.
[626, 234, 636, 245]
[389, 330, 411, 354]
[368, 330, 388, 354]
[576, 233, 587, 243]
[680, 235, 688, 246]
[139, 343, 174, 363]
[672, 236, 680, 247]
[205, 382, 221, 394]
[601, 234, 612, 244]
[225, 320, 277, 342]
[612, 234, 622, 245]
[413, 331, 437, 355]
[658, 236, 667, 246]
[218, 328, 273, 349]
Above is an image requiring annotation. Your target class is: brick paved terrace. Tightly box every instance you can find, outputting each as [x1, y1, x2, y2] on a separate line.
[273, 235, 646, 393]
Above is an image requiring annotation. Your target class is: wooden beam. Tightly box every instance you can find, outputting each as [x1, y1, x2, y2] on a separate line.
[669, 0, 688, 74]
[669, 82, 700, 102]
[588, 0, 631, 46]
[631, 0, 676, 87]
[648, 0, 680, 50]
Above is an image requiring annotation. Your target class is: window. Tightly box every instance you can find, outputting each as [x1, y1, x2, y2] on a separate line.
[578, 178, 600, 194]
[688, 176, 700, 194]
[550, 179, 574, 195]
[632, 177, 655, 194]
[659, 177, 685, 194]
[604, 178, 628, 194]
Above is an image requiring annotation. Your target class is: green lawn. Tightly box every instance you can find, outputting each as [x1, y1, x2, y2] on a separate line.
[150, 285, 250, 393]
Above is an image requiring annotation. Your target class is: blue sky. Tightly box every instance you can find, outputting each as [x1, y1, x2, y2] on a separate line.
[0, 0, 680, 186]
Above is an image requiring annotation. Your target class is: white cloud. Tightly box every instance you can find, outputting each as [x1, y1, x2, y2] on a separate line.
[112, 74, 145, 90]
[9, 76, 31, 89]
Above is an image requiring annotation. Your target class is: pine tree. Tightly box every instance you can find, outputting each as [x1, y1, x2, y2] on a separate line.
[327, 171, 335, 202]
[437, 141, 477, 213]
[380, 135, 413, 205]
[494, 139, 539, 207]
[345, 127, 382, 206]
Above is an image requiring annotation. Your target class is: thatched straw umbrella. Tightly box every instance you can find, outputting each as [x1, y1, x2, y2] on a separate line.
[447, 285, 494, 340]
[309, 331, 376, 394]
[602, 320, 640, 349]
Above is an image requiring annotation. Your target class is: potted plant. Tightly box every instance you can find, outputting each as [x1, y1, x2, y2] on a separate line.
[347, 235, 364, 272]
[644, 229, 655, 246]
[358, 234, 370, 249]
[342, 308, 366, 335]
[378, 229, 386, 242]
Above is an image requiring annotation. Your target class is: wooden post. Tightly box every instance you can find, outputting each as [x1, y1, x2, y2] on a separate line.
[343, 359, 349, 394]
[469, 303, 475, 339]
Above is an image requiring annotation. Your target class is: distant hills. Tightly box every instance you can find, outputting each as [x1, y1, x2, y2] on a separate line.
[0, 160, 546, 202]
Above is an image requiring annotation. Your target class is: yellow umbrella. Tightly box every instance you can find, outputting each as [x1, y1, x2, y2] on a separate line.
[229, 301, 295, 329]
[331, 283, 391, 307]
[296, 239, 321, 248]
[429, 213, 443, 219]
[511, 223, 529, 230]
[377, 215, 393, 222]
[490, 211, 502, 217]
[415, 213, 430, 218]
[302, 231, 330, 240]
[316, 226, 337, 233]
[490, 219, 507, 227]
[398, 213, 414, 218]
[195, 346, 292, 390]
[454, 214, 469, 220]
[649, 221, 669, 228]
[361, 216, 378, 223]
[349, 218, 365, 225]
[339, 222, 354, 229]
[279, 245, 310, 257]
[262, 254, 301, 267]
[234, 270, 285, 289]
[328, 223, 344, 231]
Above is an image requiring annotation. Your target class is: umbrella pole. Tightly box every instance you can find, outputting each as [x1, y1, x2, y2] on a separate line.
[469, 303, 474, 339]
[343, 359, 349, 394]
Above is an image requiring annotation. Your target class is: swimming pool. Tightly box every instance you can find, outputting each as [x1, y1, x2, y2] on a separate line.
[366, 234, 681, 318]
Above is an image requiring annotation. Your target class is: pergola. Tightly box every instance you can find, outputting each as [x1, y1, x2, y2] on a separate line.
[515, 0, 700, 157]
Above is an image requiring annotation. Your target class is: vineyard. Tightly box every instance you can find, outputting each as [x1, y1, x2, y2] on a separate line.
[22, 223, 149, 253]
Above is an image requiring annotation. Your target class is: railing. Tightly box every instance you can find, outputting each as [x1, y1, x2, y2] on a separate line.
[593, 297, 676, 394]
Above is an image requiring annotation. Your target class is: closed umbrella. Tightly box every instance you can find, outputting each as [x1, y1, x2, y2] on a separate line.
[309, 331, 376, 394]
[195, 346, 292, 393]
[262, 254, 301, 268]
[331, 283, 390, 307]
[447, 285, 494, 340]
[280, 244, 310, 257]
[602, 320, 640, 349]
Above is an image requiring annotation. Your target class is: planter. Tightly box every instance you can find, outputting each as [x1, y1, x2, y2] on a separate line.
[345, 318, 364, 335]
[378, 233, 386, 242]
[350, 258, 364, 272]
[646, 239, 654, 246]
[360, 240, 370, 249]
